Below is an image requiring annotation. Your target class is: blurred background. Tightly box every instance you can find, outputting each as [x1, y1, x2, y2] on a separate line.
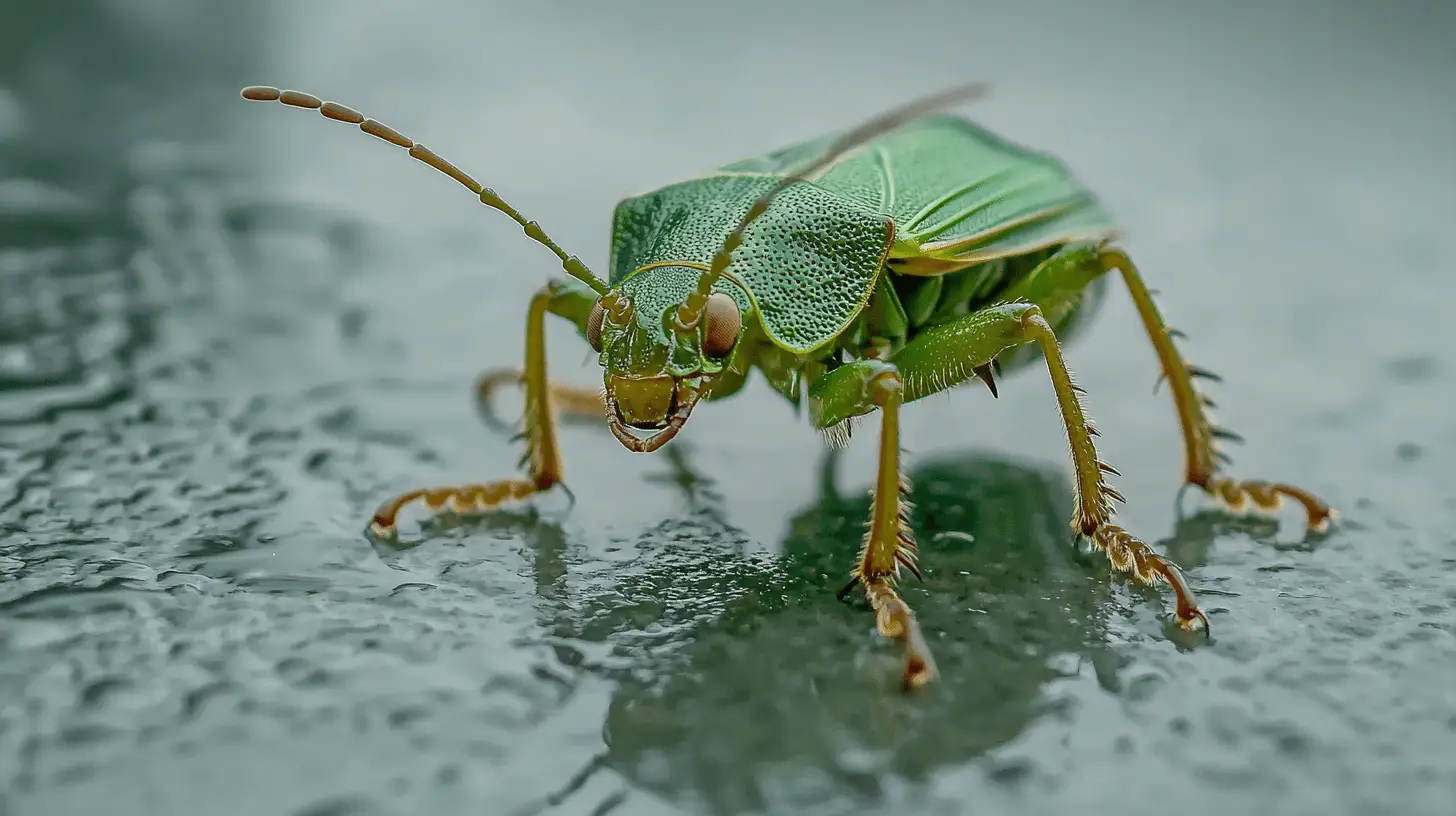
[1, 1, 1453, 814]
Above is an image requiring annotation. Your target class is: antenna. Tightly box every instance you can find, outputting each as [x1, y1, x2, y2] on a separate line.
[239, 86, 610, 295]
[675, 82, 990, 330]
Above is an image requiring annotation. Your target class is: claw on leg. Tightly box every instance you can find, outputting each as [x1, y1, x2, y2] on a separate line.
[1093, 525, 1209, 631]
[369, 285, 577, 541]
[1100, 247, 1335, 531]
[369, 478, 541, 539]
[1017, 305, 1209, 632]
[846, 365, 937, 690]
[1203, 476, 1335, 532]
[865, 578, 937, 691]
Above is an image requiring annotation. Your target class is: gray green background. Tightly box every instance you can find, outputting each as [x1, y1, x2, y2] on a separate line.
[1, 1, 1453, 814]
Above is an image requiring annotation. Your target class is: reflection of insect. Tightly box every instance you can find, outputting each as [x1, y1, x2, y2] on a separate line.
[241, 82, 1334, 691]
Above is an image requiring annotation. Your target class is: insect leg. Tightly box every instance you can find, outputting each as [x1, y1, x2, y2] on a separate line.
[1098, 248, 1335, 532]
[842, 362, 937, 691]
[1009, 308, 1209, 631]
[822, 302, 1208, 632]
[474, 283, 604, 428]
[369, 282, 583, 538]
[478, 370, 603, 419]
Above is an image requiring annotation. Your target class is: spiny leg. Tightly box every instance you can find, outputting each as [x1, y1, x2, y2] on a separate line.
[812, 302, 1208, 636]
[1099, 248, 1334, 532]
[829, 362, 936, 691]
[1012, 308, 1209, 630]
[370, 282, 582, 537]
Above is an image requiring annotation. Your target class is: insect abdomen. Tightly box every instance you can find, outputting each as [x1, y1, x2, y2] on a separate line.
[877, 243, 1107, 375]
[889, 245, 1058, 331]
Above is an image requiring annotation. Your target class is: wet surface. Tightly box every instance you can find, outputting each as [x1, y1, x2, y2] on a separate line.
[2, 1, 1455, 814]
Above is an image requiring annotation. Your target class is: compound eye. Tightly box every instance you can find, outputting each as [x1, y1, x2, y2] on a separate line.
[586, 300, 606, 352]
[702, 292, 741, 357]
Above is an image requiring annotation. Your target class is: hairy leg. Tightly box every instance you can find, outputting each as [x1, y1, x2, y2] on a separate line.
[1010, 306, 1208, 629]
[812, 301, 1208, 677]
[816, 361, 936, 691]
[1099, 248, 1334, 531]
[369, 281, 595, 537]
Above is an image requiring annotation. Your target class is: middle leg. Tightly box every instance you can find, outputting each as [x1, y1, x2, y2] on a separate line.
[994, 243, 1334, 530]
[812, 301, 1209, 647]
[1008, 305, 1209, 630]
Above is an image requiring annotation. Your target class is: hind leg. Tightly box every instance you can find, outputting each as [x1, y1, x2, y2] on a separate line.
[1099, 248, 1335, 531]
[811, 302, 1208, 691]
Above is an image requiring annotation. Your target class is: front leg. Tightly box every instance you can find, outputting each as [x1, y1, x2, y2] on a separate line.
[477, 371, 604, 422]
[812, 361, 936, 691]
[813, 303, 1208, 668]
[476, 281, 606, 423]
[369, 281, 595, 537]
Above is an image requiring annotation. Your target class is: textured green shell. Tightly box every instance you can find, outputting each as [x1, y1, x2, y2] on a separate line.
[609, 114, 1117, 354]
[722, 115, 1118, 263]
[610, 175, 894, 353]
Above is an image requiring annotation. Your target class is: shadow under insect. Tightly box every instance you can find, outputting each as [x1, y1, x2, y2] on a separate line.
[486, 448, 1123, 812]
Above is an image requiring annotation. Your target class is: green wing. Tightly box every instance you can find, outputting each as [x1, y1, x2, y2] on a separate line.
[609, 174, 893, 354]
[609, 116, 1108, 353]
[723, 115, 1118, 264]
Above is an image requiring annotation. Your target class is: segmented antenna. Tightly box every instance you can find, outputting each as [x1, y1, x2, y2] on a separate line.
[239, 85, 610, 295]
[674, 82, 990, 330]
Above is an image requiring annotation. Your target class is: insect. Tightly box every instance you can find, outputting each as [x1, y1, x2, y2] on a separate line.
[240, 82, 1334, 691]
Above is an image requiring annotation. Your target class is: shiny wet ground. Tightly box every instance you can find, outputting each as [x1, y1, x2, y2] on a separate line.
[2, 2, 1454, 814]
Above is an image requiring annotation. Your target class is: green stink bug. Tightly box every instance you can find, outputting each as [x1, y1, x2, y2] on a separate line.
[240, 83, 1334, 691]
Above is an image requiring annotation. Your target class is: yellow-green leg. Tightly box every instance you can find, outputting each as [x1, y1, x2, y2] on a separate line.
[369, 282, 595, 536]
[1007, 307, 1208, 630]
[832, 361, 937, 691]
[811, 303, 1207, 691]
[476, 371, 604, 419]
[1099, 249, 1335, 531]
